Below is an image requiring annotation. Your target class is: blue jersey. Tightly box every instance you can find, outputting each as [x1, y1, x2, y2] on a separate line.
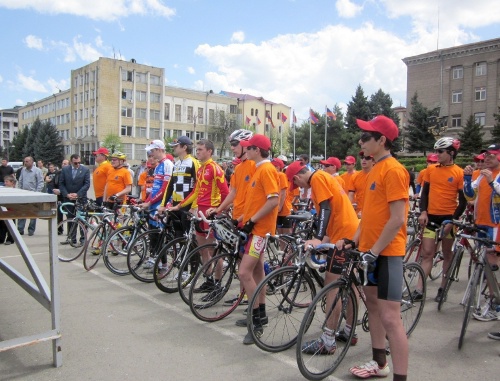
[148, 157, 173, 226]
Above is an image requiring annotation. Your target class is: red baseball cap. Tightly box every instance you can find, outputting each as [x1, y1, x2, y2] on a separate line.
[93, 147, 109, 155]
[344, 156, 356, 165]
[356, 115, 399, 142]
[240, 134, 271, 151]
[232, 157, 242, 165]
[426, 153, 438, 163]
[166, 154, 174, 162]
[271, 158, 285, 169]
[285, 160, 306, 190]
[473, 153, 485, 162]
[320, 157, 341, 169]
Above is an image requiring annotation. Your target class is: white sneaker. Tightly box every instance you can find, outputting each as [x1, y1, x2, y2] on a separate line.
[349, 360, 390, 379]
[473, 309, 499, 322]
[142, 258, 155, 269]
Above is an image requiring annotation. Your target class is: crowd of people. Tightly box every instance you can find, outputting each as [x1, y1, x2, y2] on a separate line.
[1, 114, 499, 380]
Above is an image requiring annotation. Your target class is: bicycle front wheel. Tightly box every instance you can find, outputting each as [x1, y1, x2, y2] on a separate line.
[401, 262, 426, 336]
[83, 224, 107, 270]
[438, 246, 463, 311]
[248, 266, 316, 353]
[127, 229, 162, 283]
[57, 219, 88, 262]
[458, 264, 482, 349]
[103, 226, 136, 275]
[296, 281, 358, 380]
[404, 238, 420, 263]
[429, 250, 444, 280]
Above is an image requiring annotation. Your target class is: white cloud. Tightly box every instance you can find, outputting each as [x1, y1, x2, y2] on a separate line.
[17, 73, 47, 93]
[24, 34, 43, 50]
[336, 0, 363, 18]
[187, 67, 195, 75]
[231, 31, 245, 43]
[47, 77, 69, 94]
[72, 36, 102, 61]
[0, 74, 3, 83]
[0, 0, 175, 20]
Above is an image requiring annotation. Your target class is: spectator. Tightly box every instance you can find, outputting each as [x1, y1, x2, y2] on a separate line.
[133, 159, 148, 197]
[37, 159, 48, 192]
[0, 175, 16, 245]
[45, 163, 58, 194]
[0, 158, 14, 186]
[52, 160, 69, 234]
[17, 156, 44, 236]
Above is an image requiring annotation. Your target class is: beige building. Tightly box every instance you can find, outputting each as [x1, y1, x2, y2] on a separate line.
[403, 38, 500, 139]
[18, 57, 291, 164]
[1, 107, 20, 157]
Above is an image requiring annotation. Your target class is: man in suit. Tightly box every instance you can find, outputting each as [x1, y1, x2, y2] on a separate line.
[59, 154, 90, 244]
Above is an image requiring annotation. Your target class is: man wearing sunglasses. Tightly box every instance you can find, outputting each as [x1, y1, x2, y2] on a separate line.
[337, 115, 409, 380]
[319, 156, 345, 188]
[418, 137, 466, 304]
[415, 153, 438, 196]
[348, 151, 375, 217]
[340, 155, 358, 195]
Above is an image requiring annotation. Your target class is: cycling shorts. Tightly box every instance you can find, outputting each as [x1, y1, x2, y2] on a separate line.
[423, 214, 453, 239]
[244, 234, 266, 260]
[366, 255, 404, 302]
[276, 215, 292, 228]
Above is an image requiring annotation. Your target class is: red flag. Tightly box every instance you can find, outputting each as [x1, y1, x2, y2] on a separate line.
[326, 108, 337, 121]
[293, 111, 297, 124]
[281, 113, 288, 123]
[310, 109, 319, 124]
[266, 111, 275, 128]
[257, 116, 262, 125]
[245, 115, 251, 125]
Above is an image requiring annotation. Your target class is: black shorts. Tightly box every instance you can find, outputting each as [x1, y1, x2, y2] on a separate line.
[277, 215, 292, 228]
[325, 247, 346, 275]
[366, 255, 404, 302]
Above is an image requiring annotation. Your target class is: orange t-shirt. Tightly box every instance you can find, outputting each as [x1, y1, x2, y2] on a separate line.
[474, 169, 500, 226]
[340, 171, 357, 194]
[423, 164, 464, 215]
[93, 161, 112, 198]
[243, 161, 279, 237]
[471, 169, 481, 181]
[358, 157, 409, 256]
[106, 166, 133, 199]
[349, 170, 370, 213]
[277, 171, 292, 217]
[310, 171, 359, 242]
[230, 159, 256, 220]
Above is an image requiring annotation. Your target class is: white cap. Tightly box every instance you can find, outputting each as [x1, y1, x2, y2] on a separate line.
[277, 155, 288, 162]
[145, 139, 165, 150]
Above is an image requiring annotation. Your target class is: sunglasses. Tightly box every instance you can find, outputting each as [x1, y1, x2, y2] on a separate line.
[72, 162, 81, 165]
[476, 160, 485, 163]
[323, 164, 332, 168]
[360, 132, 376, 142]
[435, 149, 448, 154]
[230, 141, 240, 147]
[344, 162, 354, 165]
[360, 156, 373, 160]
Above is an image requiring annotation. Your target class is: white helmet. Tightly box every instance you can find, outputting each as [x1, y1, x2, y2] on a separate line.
[434, 137, 460, 151]
[277, 155, 288, 162]
[229, 129, 253, 142]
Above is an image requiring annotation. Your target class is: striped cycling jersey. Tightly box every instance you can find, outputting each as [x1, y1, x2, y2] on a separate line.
[162, 154, 200, 206]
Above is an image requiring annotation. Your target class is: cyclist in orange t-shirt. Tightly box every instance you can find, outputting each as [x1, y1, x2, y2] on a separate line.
[349, 151, 375, 217]
[103, 151, 133, 204]
[138, 152, 157, 201]
[92, 147, 112, 206]
[415, 153, 438, 196]
[340, 155, 357, 194]
[271, 158, 292, 235]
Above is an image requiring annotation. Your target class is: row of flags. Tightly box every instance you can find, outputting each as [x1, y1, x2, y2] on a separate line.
[244, 107, 336, 127]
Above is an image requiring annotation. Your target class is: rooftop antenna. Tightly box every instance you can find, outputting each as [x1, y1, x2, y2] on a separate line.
[112, 46, 115, 59]
[436, 5, 440, 50]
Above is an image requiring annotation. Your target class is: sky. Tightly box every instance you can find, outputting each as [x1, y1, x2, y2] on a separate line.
[0, 0, 499, 121]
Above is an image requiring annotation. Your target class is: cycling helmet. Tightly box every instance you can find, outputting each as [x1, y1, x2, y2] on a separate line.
[434, 137, 460, 151]
[110, 151, 127, 160]
[277, 155, 288, 162]
[213, 218, 240, 246]
[229, 129, 253, 142]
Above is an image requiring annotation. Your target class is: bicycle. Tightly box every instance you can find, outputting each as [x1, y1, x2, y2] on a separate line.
[295, 246, 426, 380]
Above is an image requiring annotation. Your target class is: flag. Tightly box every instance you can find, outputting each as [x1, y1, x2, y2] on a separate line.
[245, 115, 251, 125]
[293, 111, 297, 124]
[257, 116, 262, 125]
[310, 109, 319, 124]
[266, 111, 275, 128]
[281, 113, 288, 123]
[326, 108, 337, 121]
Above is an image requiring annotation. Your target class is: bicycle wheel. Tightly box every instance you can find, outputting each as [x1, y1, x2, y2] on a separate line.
[438, 246, 463, 311]
[177, 243, 217, 305]
[403, 238, 420, 263]
[401, 262, 426, 336]
[429, 250, 444, 280]
[188, 251, 238, 322]
[153, 237, 197, 293]
[83, 224, 107, 270]
[458, 264, 482, 349]
[248, 266, 316, 352]
[296, 281, 358, 380]
[102, 226, 136, 275]
[57, 219, 88, 262]
[127, 229, 162, 283]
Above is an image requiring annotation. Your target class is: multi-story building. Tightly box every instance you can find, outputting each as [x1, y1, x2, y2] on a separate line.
[403, 38, 500, 138]
[392, 106, 409, 151]
[0, 107, 20, 158]
[18, 57, 291, 164]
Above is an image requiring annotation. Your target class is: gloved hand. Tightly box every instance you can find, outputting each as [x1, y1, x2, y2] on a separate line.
[361, 250, 378, 284]
[108, 194, 117, 202]
[241, 219, 255, 234]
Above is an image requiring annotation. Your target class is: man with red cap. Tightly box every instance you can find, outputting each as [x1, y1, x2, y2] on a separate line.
[271, 157, 292, 235]
[237, 134, 279, 345]
[340, 155, 358, 195]
[415, 153, 438, 196]
[337, 115, 409, 380]
[348, 151, 375, 217]
[320, 156, 345, 189]
[92, 147, 111, 206]
[472, 152, 486, 181]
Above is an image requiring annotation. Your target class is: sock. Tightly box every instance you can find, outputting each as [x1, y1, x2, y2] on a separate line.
[252, 308, 261, 326]
[393, 374, 407, 381]
[344, 324, 352, 335]
[259, 303, 266, 318]
[372, 347, 386, 368]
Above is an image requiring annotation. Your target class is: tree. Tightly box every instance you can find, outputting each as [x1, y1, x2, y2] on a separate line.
[102, 134, 123, 154]
[368, 89, 402, 152]
[208, 108, 238, 159]
[343, 85, 372, 156]
[459, 115, 484, 155]
[9, 126, 28, 161]
[490, 107, 500, 145]
[23, 118, 42, 159]
[405, 92, 436, 155]
[34, 121, 65, 166]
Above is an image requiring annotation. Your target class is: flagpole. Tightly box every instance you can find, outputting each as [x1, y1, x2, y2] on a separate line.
[309, 116, 312, 160]
[293, 110, 296, 161]
[324, 105, 327, 160]
[280, 119, 283, 154]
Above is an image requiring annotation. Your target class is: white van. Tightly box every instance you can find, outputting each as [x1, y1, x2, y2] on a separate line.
[8, 161, 23, 171]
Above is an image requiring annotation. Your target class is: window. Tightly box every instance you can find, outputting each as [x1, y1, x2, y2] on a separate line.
[197, 107, 204, 124]
[172, 129, 182, 138]
[475, 62, 487, 76]
[209, 109, 215, 125]
[136, 108, 147, 119]
[475, 112, 485, 126]
[451, 115, 461, 127]
[150, 92, 161, 103]
[230, 105, 238, 114]
[90, 89, 95, 99]
[84, 108, 89, 119]
[123, 144, 133, 158]
[175, 104, 181, 122]
[134, 144, 147, 159]
[164, 103, 170, 120]
[150, 109, 160, 120]
[251, 108, 254, 116]
[136, 127, 147, 138]
[84, 91, 89, 101]
[135, 72, 147, 83]
[91, 70, 96, 82]
[121, 125, 133, 136]
[74, 76, 78, 87]
[150, 128, 160, 139]
[150, 75, 161, 85]
[122, 89, 133, 100]
[91, 106, 95, 117]
[122, 70, 133, 81]
[74, 110, 77, 121]
[136, 90, 147, 102]
[121, 107, 132, 117]
[475, 87, 486, 101]
[84, 72, 89, 84]
[187, 106, 194, 122]
[452, 66, 463, 79]
[79, 75, 83, 86]
[79, 92, 83, 103]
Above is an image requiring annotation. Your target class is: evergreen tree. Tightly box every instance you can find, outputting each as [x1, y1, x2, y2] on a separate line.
[368, 89, 401, 152]
[490, 107, 500, 145]
[345, 85, 372, 133]
[23, 118, 42, 159]
[34, 121, 64, 166]
[9, 126, 29, 161]
[406, 92, 436, 154]
[459, 115, 484, 155]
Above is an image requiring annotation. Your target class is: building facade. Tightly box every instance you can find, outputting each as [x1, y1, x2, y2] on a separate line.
[18, 57, 291, 164]
[0, 107, 20, 158]
[403, 38, 500, 138]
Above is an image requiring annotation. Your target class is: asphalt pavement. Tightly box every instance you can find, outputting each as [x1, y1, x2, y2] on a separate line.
[0, 218, 499, 381]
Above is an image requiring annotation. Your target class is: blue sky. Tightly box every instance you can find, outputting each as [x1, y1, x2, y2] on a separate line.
[0, 0, 499, 120]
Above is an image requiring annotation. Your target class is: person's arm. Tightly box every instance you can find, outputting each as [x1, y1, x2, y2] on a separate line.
[313, 199, 331, 241]
[78, 168, 91, 198]
[36, 169, 44, 192]
[59, 169, 69, 197]
[370, 199, 406, 255]
[246, 196, 279, 224]
[278, 188, 286, 212]
[453, 190, 467, 219]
